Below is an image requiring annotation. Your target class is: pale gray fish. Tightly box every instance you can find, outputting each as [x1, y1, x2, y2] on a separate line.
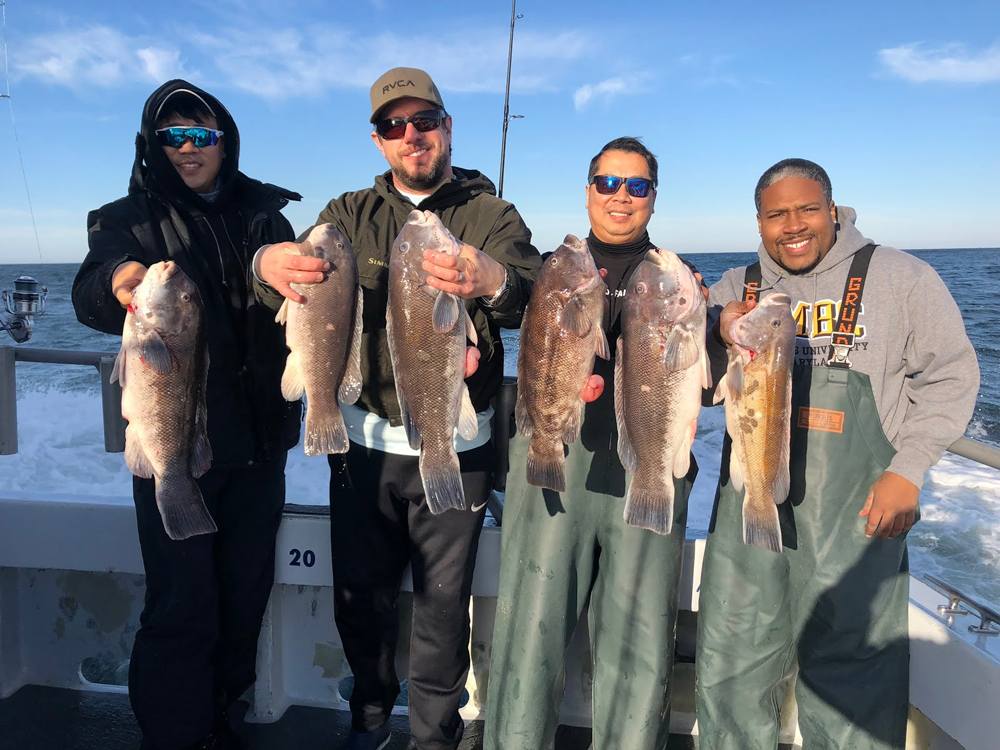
[111, 260, 215, 540]
[714, 292, 795, 553]
[386, 210, 479, 514]
[515, 234, 608, 492]
[276, 224, 363, 456]
[615, 248, 709, 535]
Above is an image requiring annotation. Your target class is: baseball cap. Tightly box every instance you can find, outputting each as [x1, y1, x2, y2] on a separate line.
[153, 88, 217, 123]
[369, 67, 445, 123]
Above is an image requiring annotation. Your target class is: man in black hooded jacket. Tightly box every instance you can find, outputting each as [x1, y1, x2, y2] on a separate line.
[72, 80, 301, 750]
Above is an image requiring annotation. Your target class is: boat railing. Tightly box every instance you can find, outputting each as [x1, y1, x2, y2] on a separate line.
[924, 574, 1000, 637]
[1, 348, 998, 517]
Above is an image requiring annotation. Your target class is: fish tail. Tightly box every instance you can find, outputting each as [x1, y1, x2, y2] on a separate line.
[742, 494, 782, 553]
[623, 479, 674, 536]
[304, 407, 350, 455]
[155, 473, 217, 541]
[419, 447, 466, 514]
[525, 439, 566, 492]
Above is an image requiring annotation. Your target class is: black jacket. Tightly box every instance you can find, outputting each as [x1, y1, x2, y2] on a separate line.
[72, 79, 302, 466]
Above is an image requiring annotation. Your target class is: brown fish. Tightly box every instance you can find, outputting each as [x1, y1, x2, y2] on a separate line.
[615, 248, 709, 535]
[276, 224, 363, 455]
[714, 292, 795, 552]
[111, 261, 215, 540]
[515, 234, 609, 491]
[387, 210, 479, 514]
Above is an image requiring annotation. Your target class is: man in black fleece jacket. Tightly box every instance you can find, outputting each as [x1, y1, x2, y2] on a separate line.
[485, 137, 703, 750]
[72, 80, 301, 750]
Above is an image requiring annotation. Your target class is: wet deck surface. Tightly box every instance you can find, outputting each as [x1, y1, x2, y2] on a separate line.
[0, 685, 707, 749]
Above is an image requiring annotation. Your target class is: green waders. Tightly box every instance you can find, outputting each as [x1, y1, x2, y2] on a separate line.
[485, 426, 696, 750]
[695, 364, 910, 750]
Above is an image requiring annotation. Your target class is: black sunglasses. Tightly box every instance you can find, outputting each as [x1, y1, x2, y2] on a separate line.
[374, 109, 447, 140]
[590, 175, 655, 198]
[155, 127, 224, 149]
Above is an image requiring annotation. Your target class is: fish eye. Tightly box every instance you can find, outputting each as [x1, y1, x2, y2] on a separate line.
[635, 282, 647, 294]
[772, 319, 781, 327]
[180, 292, 191, 302]
[399, 242, 409, 253]
[336, 242, 344, 250]
[550, 257, 559, 266]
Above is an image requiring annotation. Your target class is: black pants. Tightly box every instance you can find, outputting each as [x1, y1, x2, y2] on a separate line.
[329, 441, 492, 750]
[130, 453, 287, 750]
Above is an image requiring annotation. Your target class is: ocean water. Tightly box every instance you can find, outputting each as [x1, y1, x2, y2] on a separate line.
[1, 249, 998, 609]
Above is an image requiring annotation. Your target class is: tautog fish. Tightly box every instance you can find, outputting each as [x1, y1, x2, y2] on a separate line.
[615, 248, 709, 535]
[387, 210, 479, 514]
[276, 224, 363, 455]
[714, 292, 795, 553]
[111, 261, 215, 540]
[515, 234, 609, 491]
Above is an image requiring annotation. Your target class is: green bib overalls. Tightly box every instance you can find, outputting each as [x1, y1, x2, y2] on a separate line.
[485, 386, 697, 750]
[696, 249, 910, 750]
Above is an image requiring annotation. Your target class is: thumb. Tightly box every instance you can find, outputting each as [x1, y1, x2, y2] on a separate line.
[859, 486, 874, 517]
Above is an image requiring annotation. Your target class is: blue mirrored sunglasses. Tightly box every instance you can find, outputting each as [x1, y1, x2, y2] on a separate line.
[590, 175, 654, 198]
[155, 127, 224, 149]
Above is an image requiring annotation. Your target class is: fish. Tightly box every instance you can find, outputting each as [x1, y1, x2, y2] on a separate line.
[275, 224, 364, 456]
[515, 234, 609, 492]
[386, 209, 479, 514]
[111, 260, 215, 541]
[615, 248, 709, 535]
[713, 292, 795, 553]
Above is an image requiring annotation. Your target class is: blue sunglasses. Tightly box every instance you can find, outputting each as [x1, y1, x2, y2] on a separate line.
[155, 127, 224, 149]
[590, 174, 654, 198]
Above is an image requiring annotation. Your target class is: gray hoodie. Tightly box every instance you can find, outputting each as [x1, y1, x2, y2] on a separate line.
[708, 206, 980, 488]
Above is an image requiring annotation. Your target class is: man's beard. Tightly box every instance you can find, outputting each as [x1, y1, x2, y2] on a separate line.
[393, 149, 449, 192]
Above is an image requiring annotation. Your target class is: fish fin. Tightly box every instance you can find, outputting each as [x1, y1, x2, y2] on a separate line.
[419, 448, 466, 514]
[386, 305, 419, 450]
[280, 350, 306, 401]
[190, 409, 212, 479]
[672, 421, 697, 479]
[464, 307, 478, 346]
[594, 326, 610, 360]
[623, 482, 674, 536]
[561, 399, 583, 445]
[713, 372, 728, 405]
[560, 296, 593, 338]
[111, 346, 125, 386]
[124, 426, 154, 479]
[304, 408, 350, 455]
[457, 384, 479, 440]
[138, 329, 173, 374]
[155, 473, 218, 541]
[275, 298, 290, 325]
[772, 439, 791, 505]
[514, 393, 532, 437]
[729, 450, 745, 493]
[663, 327, 700, 371]
[432, 291, 461, 333]
[338, 288, 364, 405]
[525, 441, 567, 492]
[614, 338, 638, 472]
[743, 497, 782, 553]
[701, 348, 712, 390]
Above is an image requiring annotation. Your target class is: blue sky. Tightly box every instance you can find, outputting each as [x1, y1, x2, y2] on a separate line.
[0, 0, 998, 264]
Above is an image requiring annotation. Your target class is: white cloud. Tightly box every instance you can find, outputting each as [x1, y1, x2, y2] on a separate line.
[14, 26, 189, 88]
[573, 76, 644, 112]
[879, 43, 1000, 83]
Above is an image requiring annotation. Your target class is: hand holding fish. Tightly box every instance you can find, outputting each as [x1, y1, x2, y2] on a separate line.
[421, 243, 507, 300]
[715, 299, 758, 347]
[112, 261, 148, 307]
[259, 242, 331, 304]
[581, 374, 604, 403]
[860, 470, 919, 538]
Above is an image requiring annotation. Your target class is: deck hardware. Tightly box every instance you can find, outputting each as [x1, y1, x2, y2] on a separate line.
[925, 575, 1000, 637]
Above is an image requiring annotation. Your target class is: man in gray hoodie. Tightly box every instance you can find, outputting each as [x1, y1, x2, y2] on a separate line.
[695, 158, 979, 750]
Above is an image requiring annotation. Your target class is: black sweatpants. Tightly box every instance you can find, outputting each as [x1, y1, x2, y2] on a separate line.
[130, 453, 287, 750]
[329, 441, 492, 750]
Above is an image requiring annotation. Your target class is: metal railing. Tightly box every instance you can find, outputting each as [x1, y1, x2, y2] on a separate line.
[924, 574, 1000, 637]
[0, 346, 125, 455]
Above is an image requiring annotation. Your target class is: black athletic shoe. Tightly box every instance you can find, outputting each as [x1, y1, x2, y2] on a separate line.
[340, 720, 391, 750]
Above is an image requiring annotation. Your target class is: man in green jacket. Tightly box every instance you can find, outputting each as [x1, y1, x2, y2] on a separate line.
[258, 67, 541, 750]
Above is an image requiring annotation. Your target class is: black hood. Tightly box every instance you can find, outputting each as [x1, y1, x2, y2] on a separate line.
[128, 79, 240, 209]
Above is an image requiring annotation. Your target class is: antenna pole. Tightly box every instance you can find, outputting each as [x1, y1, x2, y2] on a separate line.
[498, 0, 520, 199]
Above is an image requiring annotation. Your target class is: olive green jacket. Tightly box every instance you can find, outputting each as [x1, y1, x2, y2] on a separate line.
[259, 167, 541, 425]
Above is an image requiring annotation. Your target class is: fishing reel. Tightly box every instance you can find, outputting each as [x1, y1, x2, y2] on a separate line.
[2, 275, 47, 344]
